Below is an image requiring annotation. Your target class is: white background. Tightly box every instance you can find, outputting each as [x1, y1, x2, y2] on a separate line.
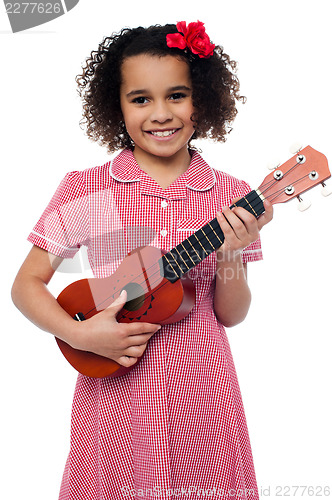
[1, 0, 331, 499]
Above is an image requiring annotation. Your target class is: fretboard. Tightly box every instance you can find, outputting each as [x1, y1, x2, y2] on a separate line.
[160, 189, 265, 282]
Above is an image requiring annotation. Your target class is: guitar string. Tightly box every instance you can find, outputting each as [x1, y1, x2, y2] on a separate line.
[132, 159, 303, 292]
[260, 172, 313, 202]
[82, 164, 310, 319]
[82, 188, 283, 319]
[258, 159, 302, 192]
[81, 193, 264, 318]
[116, 172, 312, 320]
[83, 215, 234, 315]
[83, 182, 292, 318]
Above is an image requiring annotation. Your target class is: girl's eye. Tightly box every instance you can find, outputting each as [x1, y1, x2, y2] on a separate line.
[132, 96, 148, 104]
[170, 92, 186, 100]
[131, 93, 188, 104]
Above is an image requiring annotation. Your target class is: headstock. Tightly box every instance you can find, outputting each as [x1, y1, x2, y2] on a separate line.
[257, 146, 330, 205]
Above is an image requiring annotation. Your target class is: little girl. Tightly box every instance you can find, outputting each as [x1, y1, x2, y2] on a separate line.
[12, 21, 273, 500]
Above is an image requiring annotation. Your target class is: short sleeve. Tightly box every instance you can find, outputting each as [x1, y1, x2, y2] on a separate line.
[27, 171, 89, 258]
[231, 179, 263, 263]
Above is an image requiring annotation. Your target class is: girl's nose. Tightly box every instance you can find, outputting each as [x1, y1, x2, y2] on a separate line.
[150, 101, 173, 123]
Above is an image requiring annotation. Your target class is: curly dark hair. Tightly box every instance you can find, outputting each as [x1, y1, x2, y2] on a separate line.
[76, 23, 245, 153]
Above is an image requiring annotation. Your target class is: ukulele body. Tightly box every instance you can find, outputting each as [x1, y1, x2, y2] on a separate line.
[56, 246, 195, 378]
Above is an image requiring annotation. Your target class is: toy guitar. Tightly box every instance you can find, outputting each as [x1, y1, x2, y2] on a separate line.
[56, 145, 331, 378]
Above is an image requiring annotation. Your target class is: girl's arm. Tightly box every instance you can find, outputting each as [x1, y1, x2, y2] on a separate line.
[213, 200, 273, 327]
[11, 245, 161, 367]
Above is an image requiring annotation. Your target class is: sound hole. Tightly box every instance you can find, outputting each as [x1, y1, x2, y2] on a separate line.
[121, 282, 146, 311]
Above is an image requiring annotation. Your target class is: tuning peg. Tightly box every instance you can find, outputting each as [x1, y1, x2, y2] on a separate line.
[297, 196, 311, 212]
[321, 182, 332, 197]
[297, 195, 311, 211]
[290, 142, 303, 155]
[267, 160, 281, 170]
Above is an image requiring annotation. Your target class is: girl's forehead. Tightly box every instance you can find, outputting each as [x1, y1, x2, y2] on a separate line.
[120, 54, 191, 87]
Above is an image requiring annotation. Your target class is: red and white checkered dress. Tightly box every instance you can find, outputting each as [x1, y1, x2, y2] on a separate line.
[28, 149, 263, 500]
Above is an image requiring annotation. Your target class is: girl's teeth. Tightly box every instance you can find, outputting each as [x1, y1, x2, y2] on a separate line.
[151, 129, 176, 137]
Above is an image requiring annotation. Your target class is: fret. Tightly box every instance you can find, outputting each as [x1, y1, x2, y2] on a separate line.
[231, 190, 265, 217]
[172, 244, 196, 274]
[200, 228, 214, 251]
[192, 233, 209, 256]
[243, 196, 258, 217]
[178, 241, 196, 266]
[177, 237, 203, 268]
[204, 219, 225, 248]
[173, 246, 190, 270]
[180, 238, 203, 264]
[209, 219, 224, 245]
[185, 234, 204, 260]
[161, 190, 265, 282]
[162, 252, 182, 280]
[232, 196, 258, 217]
[195, 228, 215, 254]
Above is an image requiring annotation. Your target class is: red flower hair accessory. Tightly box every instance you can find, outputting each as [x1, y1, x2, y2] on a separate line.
[166, 21, 215, 59]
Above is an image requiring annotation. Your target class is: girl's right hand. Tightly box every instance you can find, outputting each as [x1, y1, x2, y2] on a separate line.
[69, 290, 162, 367]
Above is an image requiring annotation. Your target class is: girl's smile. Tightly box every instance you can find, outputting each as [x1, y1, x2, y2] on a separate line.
[120, 54, 195, 173]
[147, 128, 179, 138]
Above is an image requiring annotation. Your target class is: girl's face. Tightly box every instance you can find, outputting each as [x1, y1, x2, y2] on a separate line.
[120, 54, 195, 168]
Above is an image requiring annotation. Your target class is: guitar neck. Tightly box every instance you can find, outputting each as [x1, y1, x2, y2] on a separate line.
[160, 189, 265, 282]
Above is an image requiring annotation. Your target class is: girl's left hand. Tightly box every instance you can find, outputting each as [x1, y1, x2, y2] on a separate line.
[216, 199, 273, 257]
